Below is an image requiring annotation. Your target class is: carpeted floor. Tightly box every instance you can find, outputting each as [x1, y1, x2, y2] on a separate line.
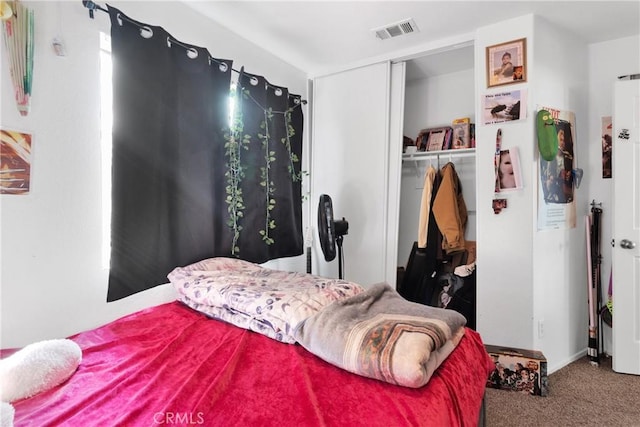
[485, 355, 640, 427]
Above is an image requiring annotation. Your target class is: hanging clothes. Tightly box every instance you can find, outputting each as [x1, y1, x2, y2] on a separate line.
[398, 164, 442, 305]
[432, 162, 468, 254]
[402, 161, 471, 309]
[417, 165, 437, 249]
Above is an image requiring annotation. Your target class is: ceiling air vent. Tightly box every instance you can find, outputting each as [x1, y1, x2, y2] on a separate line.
[372, 19, 419, 41]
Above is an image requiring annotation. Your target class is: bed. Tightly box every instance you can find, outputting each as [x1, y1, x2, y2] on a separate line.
[4, 259, 493, 427]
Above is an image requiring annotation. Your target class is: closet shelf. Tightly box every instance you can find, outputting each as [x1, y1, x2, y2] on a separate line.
[402, 148, 475, 161]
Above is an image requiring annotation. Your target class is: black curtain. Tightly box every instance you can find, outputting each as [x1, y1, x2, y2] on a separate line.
[106, 7, 303, 301]
[228, 72, 304, 262]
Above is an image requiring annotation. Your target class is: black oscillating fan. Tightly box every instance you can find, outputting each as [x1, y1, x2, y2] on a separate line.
[317, 194, 349, 279]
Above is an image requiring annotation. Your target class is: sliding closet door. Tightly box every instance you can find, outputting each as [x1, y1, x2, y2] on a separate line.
[386, 62, 407, 287]
[311, 62, 398, 286]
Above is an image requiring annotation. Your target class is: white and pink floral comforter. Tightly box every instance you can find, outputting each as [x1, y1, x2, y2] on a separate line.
[168, 257, 364, 343]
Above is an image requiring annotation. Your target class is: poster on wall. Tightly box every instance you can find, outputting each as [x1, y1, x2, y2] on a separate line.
[1, 128, 33, 195]
[482, 89, 527, 125]
[601, 116, 612, 179]
[536, 106, 577, 231]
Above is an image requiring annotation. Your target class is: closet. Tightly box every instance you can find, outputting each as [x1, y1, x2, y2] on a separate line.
[310, 42, 477, 302]
[312, 13, 598, 370]
[395, 46, 477, 324]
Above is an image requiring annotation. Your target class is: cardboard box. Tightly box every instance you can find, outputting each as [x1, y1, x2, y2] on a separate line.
[485, 345, 548, 396]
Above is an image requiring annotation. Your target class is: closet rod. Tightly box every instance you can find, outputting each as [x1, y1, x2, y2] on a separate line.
[402, 148, 476, 162]
[81, 0, 308, 104]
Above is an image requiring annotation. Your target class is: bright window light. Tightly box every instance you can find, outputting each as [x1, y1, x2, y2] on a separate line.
[228, 82, 237, 128]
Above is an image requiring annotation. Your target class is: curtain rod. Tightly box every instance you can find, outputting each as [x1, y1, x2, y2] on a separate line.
[82, 0, 107, 19]
[81, 1, 307, 105]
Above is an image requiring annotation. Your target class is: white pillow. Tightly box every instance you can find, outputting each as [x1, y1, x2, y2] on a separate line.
[0, 339, 82, 402]
[1, 401, 14, 427]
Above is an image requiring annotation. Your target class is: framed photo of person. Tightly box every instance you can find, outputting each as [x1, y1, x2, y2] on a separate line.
[486, 38, 527, 88]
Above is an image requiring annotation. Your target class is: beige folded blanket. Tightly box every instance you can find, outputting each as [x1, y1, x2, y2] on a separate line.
[294, 283, 467, 388]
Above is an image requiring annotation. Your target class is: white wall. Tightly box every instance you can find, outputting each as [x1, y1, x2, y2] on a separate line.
[475, 15, 536, 351]
[587, 35, 640, 355]
[530, 16, 590, 371]
[0, 1, 307, 348]
[475, 14, 592, 373]
[403, 69, 476, 140]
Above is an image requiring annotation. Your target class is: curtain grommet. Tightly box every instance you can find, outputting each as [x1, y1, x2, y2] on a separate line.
[140, 26, 153, 39]
[187, 48, 198, 59]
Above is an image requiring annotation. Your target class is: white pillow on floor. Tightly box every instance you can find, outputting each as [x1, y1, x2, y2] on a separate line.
[0, 339, 82, 402]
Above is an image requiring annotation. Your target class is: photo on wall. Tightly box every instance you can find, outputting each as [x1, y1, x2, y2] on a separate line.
[482, 89, 527, 125]
[486, 38, 527, 88]
[496, 147, 523, 191]
[1, 128, 33, 195]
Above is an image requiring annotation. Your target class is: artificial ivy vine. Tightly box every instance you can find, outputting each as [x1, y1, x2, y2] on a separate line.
[224, 86, 250, 256]
[225, 84, 304, 255]
[258, 103, 305, 244]
[282, 109, 304, 183]
[258, 107, 276, 245]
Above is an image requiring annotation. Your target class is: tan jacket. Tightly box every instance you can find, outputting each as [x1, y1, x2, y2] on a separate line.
[432, 162, 468, 254]
[417, 165, 437, 248]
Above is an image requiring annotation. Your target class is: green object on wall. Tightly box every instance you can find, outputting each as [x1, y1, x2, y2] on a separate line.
[536, 110, 558, 161]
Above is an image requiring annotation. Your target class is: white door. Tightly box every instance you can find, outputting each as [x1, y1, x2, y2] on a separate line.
[311, 62, 400, 286]
[612, 78, 640, 375]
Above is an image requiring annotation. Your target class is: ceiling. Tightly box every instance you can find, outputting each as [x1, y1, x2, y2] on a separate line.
[182, 1, 640, 79]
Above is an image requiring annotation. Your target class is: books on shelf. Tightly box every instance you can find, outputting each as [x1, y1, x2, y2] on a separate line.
[427, 127, 451, 151]
[470, 123, 476, 148]
[451, 117, 472, 149]
[415, 127, 453, 151]
[441, 127, 454, 150]
[413, 118, 475, 153]
[404, 118, 477, 160]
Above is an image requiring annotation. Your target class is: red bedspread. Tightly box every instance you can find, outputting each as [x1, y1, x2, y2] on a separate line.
[9, 302, 493, 427]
